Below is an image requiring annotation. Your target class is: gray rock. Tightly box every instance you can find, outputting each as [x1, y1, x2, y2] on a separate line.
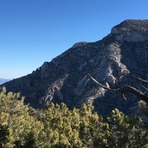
[111, 19, 148, 42]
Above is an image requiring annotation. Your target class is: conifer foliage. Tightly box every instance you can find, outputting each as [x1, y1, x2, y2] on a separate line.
[0, 87, 147, 148]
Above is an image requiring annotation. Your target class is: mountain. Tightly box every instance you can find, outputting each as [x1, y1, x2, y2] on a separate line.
[1, 19, 148, 116]
[0, 78, 10, 85]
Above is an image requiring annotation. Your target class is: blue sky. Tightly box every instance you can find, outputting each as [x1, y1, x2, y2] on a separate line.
[0, 0, 147, 79]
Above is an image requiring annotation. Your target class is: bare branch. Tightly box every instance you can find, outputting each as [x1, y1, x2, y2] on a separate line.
[87, 74, 148, 103]
[122, 94, 127, 100]
[132, 74, 148, 83]
[141, 85, 148, 92]
[87, 74, 115, 92]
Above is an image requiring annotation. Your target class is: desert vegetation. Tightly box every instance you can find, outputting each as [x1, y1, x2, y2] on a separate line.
[0, 87, 147, 148]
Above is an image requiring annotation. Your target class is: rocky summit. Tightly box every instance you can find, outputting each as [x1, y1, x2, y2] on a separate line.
[2, 19, 148, 116]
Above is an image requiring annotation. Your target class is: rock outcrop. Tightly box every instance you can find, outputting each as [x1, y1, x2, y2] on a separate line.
[2, 19, 148, 116]
[111, 19, 148, 42]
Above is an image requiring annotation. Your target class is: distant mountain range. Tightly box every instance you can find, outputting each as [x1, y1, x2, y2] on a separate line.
[1, 19, 148, 117]
[0, 78, 10, 84]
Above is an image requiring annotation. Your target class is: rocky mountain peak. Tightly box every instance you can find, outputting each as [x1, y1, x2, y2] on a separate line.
[111, 19, 148, 42]
[1, 20, 148, 117]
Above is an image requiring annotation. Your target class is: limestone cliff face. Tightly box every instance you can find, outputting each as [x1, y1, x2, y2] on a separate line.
[2, 20, 148, 116]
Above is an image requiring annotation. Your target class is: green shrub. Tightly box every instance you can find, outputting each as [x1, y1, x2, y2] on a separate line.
[0, 87, 147, 147]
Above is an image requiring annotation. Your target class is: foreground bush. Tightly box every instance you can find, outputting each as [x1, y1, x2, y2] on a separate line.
[0, 87, 147, 148]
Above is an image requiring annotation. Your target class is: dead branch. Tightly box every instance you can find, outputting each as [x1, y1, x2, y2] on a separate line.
[87, 74, 148, 103]
[141, 85, 148, 92]
[132, 74, 148, 83]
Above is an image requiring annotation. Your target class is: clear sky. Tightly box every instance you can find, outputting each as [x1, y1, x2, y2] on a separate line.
[0, 0, 147, 79]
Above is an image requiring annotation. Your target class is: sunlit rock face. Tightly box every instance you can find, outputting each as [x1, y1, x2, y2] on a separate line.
[2, 20, 148, 116]
[111, 20, 148, 42]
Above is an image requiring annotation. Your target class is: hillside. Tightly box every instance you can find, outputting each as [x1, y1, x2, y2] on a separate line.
[0, 78, 9, 84]
[1, 19, 148, 116]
